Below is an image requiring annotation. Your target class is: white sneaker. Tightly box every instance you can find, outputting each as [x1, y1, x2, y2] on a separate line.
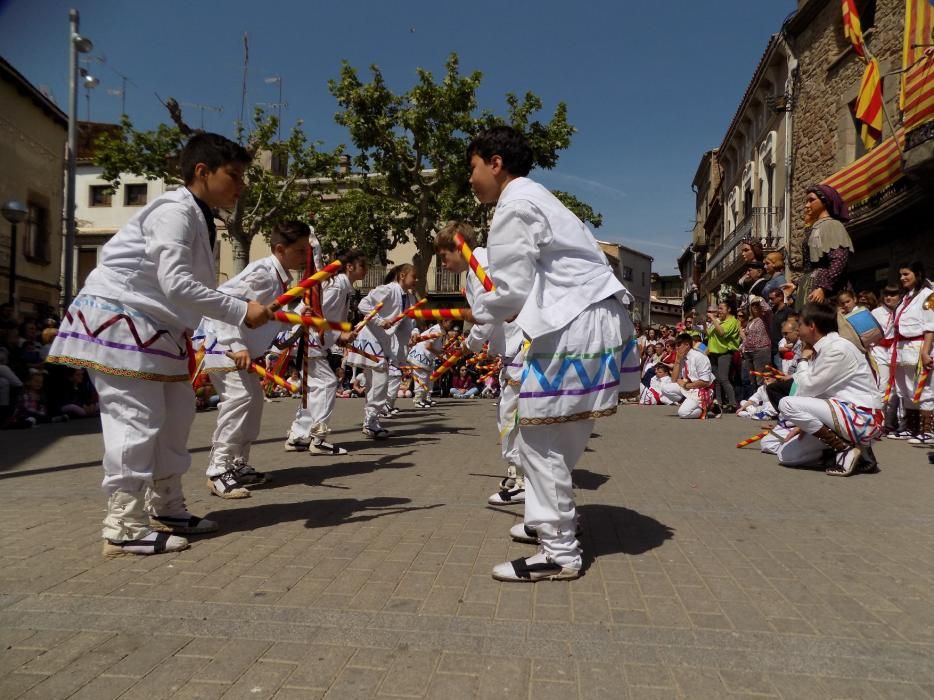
[509, 522, 539, 544]
[308, 438, 348, 455]
[232, 458, 269, 485]
[491, 549, 580, 582]
[826, 447, 861, 477]
[284, 437, 310, 452]
[488, 486, 525, 505]
[149, 513, 218, 534]
[908, 433, 934, 447]
[208, 469, 251, 499]
[102, 531, 189, 558]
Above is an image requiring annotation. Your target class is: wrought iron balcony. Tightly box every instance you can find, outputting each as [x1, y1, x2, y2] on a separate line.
[356, 264, 463, 295]
[700, 207, 780, 294]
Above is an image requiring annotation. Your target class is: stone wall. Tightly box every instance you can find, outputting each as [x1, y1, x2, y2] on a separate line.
[787, 0, 904, 269]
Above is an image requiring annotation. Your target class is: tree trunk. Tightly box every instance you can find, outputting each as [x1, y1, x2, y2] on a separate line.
[228, 229, 252, 276]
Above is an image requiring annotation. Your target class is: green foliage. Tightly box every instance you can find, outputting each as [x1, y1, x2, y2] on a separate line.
[328, 53, 600, 289]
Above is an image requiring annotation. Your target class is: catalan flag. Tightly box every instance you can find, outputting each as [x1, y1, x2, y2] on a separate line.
[842, 0, 866, 58]
[901, 0, 934, 109]
[855, 57, 884, 149]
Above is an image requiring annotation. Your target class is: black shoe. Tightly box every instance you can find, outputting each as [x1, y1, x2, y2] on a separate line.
[857, 446, 880, 474]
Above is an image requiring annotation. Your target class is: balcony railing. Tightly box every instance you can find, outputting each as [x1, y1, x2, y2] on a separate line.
[356, 264, 463, 295]
[700, 207, 780, 293]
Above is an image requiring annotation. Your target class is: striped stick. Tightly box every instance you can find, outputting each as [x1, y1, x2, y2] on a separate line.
[353, 302, 384, 333]
[430, 351, 465, 381]
[251, 362, 291, 391]
[411, 373, 429, 391]
[273, 310, 351, 332]
[454, 231, 494, 292]
[346, 345, 382, 363]
[913, 361, 930, 403]
[406, 307, 466, 320]
[270, 260, 343, 312]
[736, 429, 771, 448]
[415, 332, 444, 343]
[388, 298, 426, 326]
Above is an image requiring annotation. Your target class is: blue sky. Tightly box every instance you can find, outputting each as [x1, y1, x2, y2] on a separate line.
[0, 0, 794, 274]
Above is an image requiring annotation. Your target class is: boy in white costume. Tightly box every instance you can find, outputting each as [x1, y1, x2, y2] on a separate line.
[345, 264, 418, 438]
[197, 221, 309, 498]
[47, 133, 271, 557]
[286, 248, 369, 453]
[407, 319, 451, 408]
[890, 263, 934, 445]
[672, 333, 716, 419]
[463, 126, 640, 581]
[737, 380, 778, 420]
[434, 221, 527, 506]
[777, 302, 883, 476]
[639, 363, 683, 405]
[873, 285, 907, 437]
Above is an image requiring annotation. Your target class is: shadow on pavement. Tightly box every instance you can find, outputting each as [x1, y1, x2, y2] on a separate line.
[261, 450, 418, 489]
[571, 469, 610, 490]
[2, 417, 103, 474]
[578, 504, 674, 573]
[204, 496, 443, 533]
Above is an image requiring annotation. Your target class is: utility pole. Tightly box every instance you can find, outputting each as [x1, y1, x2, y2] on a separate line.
[179, 102, 223, 129]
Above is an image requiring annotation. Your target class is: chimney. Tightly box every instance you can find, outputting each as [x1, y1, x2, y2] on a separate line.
[338, 154, 351, 175]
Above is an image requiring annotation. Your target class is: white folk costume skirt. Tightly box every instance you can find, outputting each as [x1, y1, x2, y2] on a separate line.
[47, 294, 191, 382]
[517, 297, 640, 425]
[406, 345, 435, 371]
[346, 327, 389, 370]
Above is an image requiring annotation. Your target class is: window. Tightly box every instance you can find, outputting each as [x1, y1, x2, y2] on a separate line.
[848, 99, 869, 161]
[89, 185, 113, 207]
[124, 183, 148, 206]
[25, 201, 50, 263]
[623, 266, 633, 281]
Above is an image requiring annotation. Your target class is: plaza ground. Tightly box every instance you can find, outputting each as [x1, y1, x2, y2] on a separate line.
[1, 397, 932, 699]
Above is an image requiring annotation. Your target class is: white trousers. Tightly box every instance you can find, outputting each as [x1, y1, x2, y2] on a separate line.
[895, 365, 934, 411]
[497, 363, 521, 467]
[207, 370, 264, 476]
[364, 367, 389, 429]
[776, 396, 837, 466]
[386, 369, 401, 409]
[678, 389, 703, 419]
[519, 419, 592, 568]
[289, 356, 338, 441]
[90, 370, 195, 494]
[413, 367, 432, 403]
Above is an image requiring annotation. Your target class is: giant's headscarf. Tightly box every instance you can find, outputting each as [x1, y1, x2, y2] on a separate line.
[805, 184, 850, 222]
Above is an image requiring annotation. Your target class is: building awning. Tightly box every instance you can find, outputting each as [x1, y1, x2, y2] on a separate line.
[823, 128, 905, 209]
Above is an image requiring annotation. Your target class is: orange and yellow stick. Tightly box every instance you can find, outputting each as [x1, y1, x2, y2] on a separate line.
[387, 298, 426, 326]
[415, 332, 444, 343]
[273, 310, 351, 332]
[736, 429, 771, 448]
[431, 351, 465, 381]
[913, 359, 930, 403]
[250, 362, 291, 391]
[408, 308, 466, 320]
[411, 373, 429, 391]
[477, 364, 502, 382]
[353, 302, 384, 333]
[454, 231, 494, 292]
[346, 345, 382, 363]
[270, 260, 343, 312]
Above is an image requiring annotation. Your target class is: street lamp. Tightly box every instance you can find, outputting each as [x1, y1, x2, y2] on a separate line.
[2, 200, 29, 310]
[64, 8, 94, 309]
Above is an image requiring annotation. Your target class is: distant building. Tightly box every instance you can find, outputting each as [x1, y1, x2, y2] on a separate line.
[0, 56, 67, 316]
[650, 274, 684, 326]
[598, 241, 652, 324]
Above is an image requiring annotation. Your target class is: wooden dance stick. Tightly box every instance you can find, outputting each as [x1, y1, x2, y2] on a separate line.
[387, 298, 427, 325]
[251, 362, 291, 391]
[353, 302, 384, 333]
[736, 429, 771, 448]
[406, 308, 466, 320]
[269, 260, 342, 312]
[415, 332, 444, 342]
[273, 310, 352, 332]
[914, 363, 930, 403]
[430, 351, 465, 381]
[411, 373, 429, 391]
[453, 231, 495, 292]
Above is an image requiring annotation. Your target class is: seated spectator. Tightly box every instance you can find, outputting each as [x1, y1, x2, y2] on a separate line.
[450, 365, 479, 398]
[397, 370, 414, 399]
[39, 327, 58, 361]
[194, 375, 220, 411]
[0, 347, 23, 426]
[480, 372, 500, 399]
[775, 302, 881, 476]
[11, 368, 57, 428]
[777, 318, 803, 376]
[54, 367, 100, 419]
[350, 370, 367, 398]
[672, 332, 716, 419]
[639, 363, 682, 405]
[737, 376, 778, 420]
[14, 319, 44, 375]
[286, 369, 302, 396]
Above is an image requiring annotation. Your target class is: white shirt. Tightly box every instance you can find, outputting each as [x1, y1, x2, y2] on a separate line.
[793, 332, 881, 408]
[870, 304, 896, 364]
[895, 288, 934, 340]
[304, 273, 356, 357]
[680, 348, 714, 385]
[471, 177, 631, 340]
[80, 187, 246, 332]
[650, 375, 683, 404]
[357, 281, 417, 358]
[464, 246, 517, 356]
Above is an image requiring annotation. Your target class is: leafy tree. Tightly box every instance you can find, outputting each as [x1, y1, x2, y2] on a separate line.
[93, 105, 344, 274]
[327, 53, 600, 294]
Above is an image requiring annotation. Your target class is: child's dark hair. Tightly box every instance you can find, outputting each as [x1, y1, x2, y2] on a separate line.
[337, 247, 368, 268]
[675, 332, 693, 346]
[467, 126, 533, 177]
[434, 221, 476, 252]
[269, 220, 310, 248]
[180, 132, 251, 184]
[800, 302, 839, 335]
[384, 263, 414, 285]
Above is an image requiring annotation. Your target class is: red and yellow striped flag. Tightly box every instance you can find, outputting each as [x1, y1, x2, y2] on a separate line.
[855, 57, 884, 149]
[901, 0, 934, 109]
[842, 0, 866, 58]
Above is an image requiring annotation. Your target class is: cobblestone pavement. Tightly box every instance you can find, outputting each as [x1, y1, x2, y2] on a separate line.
[1, 397, 933, 699]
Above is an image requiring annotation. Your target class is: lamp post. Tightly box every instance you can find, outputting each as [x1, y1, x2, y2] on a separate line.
[2, 200, 29, 311]
[64, 8, 94, 309]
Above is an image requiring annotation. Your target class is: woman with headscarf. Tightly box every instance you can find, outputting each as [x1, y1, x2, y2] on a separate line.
[793, 184, 854, 311]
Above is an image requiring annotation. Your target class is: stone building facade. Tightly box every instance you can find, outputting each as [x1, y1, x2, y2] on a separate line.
[785, 0, 934, 289]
